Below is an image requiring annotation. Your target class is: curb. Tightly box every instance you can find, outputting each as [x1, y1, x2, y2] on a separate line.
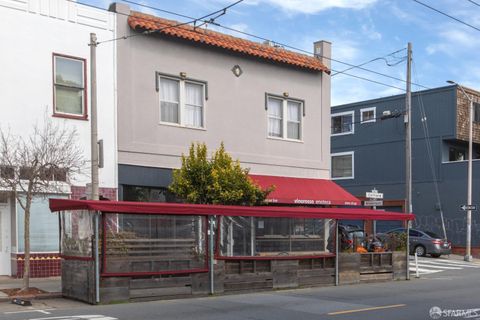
[0, 292, 62, 303]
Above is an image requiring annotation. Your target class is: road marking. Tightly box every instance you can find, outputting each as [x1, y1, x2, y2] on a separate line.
[28, 316, 118, 320]
[415, 263, 462, 270]
[418, 260, 480, 268]
[409, 267, 442, 274]
[4, 309, 54, 315]
[327, 304, 406, 315]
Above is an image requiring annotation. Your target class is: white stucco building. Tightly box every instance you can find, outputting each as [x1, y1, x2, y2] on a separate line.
[0, 0, 117, 277]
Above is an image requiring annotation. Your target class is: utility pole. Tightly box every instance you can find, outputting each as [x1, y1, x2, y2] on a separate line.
[90, 32, 99, 201]
[90, 32, 100, 304]
[405, 42, 412, 280]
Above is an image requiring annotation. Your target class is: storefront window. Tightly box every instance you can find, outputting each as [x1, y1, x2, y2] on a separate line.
[61, 210, 93, 257]
[103, 214, 206, 274]
[17, 195, 66, 252]
[219, 217, 335, 257]
[122, 185, 178, 203]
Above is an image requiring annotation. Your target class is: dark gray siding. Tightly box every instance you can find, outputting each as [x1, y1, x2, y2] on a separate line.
[332, 85, 480, 246]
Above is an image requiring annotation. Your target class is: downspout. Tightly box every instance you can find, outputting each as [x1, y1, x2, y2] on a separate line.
[209, 216, 215, 294]
[94, 211, 100, 303]
[335, 219, 339, 286]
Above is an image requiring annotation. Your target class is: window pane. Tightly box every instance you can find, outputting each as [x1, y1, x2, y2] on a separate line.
[17, 195, 66, 252]
[161, 102, 179, 123]
[160, 78, 179, 102]
[342, 115, 353, 132]
[55, 57, 83, 88]
[185, 82, 203, 106]
[104, 214, 206, 274]
[55, 86, 83, 115]
[268, 98, 282, 117]
[287, 122, 300, 140]
[332, 154, 353, 178]
[287, 101, 300, 122]
[331, 114, 353, 134]
[160, 78, 179, 124]
[474, 103, 480, 123]
[332, 116, 342, 134]
[185, 83, 203, 127]
[268, 98, 283, 137]
[362, 110, 374, 122]
[268, 118, 282, 137]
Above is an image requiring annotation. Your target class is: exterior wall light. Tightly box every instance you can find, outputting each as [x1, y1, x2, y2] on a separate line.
[231, 65, 243, 77]
[283, 92, 289, 98]
[179, 72, 187, 79]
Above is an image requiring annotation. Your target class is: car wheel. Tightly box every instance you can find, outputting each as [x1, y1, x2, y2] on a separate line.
[431, 253, 441, 258]
[415, 245, 426, 257]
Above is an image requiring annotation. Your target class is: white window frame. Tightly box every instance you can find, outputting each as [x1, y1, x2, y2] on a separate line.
[331, 111, 354, 136]
[158, 75, 206, 129]
[360, 107, 376, 124]
[53, 54, 86, 119]
[266, 94, 304, 142]
[331, 151, 354, 180]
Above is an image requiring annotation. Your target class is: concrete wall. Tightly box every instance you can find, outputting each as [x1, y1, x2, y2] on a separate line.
[113, 5, 330, 179]
[331, 85, 480, 246]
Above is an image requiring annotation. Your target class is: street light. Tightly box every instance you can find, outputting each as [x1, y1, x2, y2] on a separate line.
[447, 80, 473, 262]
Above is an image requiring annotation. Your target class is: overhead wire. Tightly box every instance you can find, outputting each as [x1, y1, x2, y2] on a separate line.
[69, 0, 428, 92]
[412, 60, 448, 240]
[89, 0, 244, 44]
[109, 0, 429, 90]
[412, 0, 480, 32]
[467, 0, 480, 7]
[331, 48, 407, 77]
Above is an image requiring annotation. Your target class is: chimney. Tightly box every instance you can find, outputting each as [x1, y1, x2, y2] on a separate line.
[108, 2, 130, 15]
[313, 40, 331, 69]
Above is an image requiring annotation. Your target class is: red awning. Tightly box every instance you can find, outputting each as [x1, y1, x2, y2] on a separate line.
[49, 199, 414, 221]
[249, 175, 361, 206]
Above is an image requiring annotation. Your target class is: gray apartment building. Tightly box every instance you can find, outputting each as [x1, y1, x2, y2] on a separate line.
[331, 84, 480, 248]
[108, 4, 346, 206]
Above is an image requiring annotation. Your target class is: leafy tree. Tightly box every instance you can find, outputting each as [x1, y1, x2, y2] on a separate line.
[169, 142, 273, 205]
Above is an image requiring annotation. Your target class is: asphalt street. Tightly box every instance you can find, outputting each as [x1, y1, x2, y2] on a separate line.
[1, 256, 479, 320]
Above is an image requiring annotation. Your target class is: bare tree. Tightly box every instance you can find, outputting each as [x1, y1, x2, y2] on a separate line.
[0, 118, 85, 290]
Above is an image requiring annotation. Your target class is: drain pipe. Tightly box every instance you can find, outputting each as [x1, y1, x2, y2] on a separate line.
[335, 219, 339, 286]
[94, 211, 100, 304]
[209, 216, 215, 294]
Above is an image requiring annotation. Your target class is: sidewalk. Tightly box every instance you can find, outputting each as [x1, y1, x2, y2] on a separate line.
[0, 276, 61, 301]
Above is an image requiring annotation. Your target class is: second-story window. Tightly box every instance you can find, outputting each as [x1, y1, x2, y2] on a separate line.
[159, 76, 204, 128]
[360, 107, 376, 123]
[474, 102, 480, 123]
[331, 111, 354, 135]
[53, 54, 86, 119]
[267, 95, 303, 140]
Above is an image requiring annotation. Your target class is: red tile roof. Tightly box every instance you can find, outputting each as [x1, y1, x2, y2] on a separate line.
[128, 12, 330, 73]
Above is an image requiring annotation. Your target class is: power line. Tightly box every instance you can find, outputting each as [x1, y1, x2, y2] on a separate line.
[331, 48, 407, 76]
[69, 0, 428, 91]
[467, 0, 480, 7]
[412, 0, 480, 32]
[110, 0, 430, 89]
[97, 0, 243, 44]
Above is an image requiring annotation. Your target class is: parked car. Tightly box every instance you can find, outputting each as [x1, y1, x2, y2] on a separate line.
[386, 228, 451, 257]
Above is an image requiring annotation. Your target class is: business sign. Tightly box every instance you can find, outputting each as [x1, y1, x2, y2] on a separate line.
[460, 204, 477, 211]
[364, 200, 383, 207]
[366, 188, 383, 199]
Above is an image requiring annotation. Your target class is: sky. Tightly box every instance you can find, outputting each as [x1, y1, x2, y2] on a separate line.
[88, 0, 480, 106]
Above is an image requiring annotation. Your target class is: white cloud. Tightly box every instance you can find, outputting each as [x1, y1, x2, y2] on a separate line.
[361, 23, 381, 40]
[262, 0, 377, 14]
